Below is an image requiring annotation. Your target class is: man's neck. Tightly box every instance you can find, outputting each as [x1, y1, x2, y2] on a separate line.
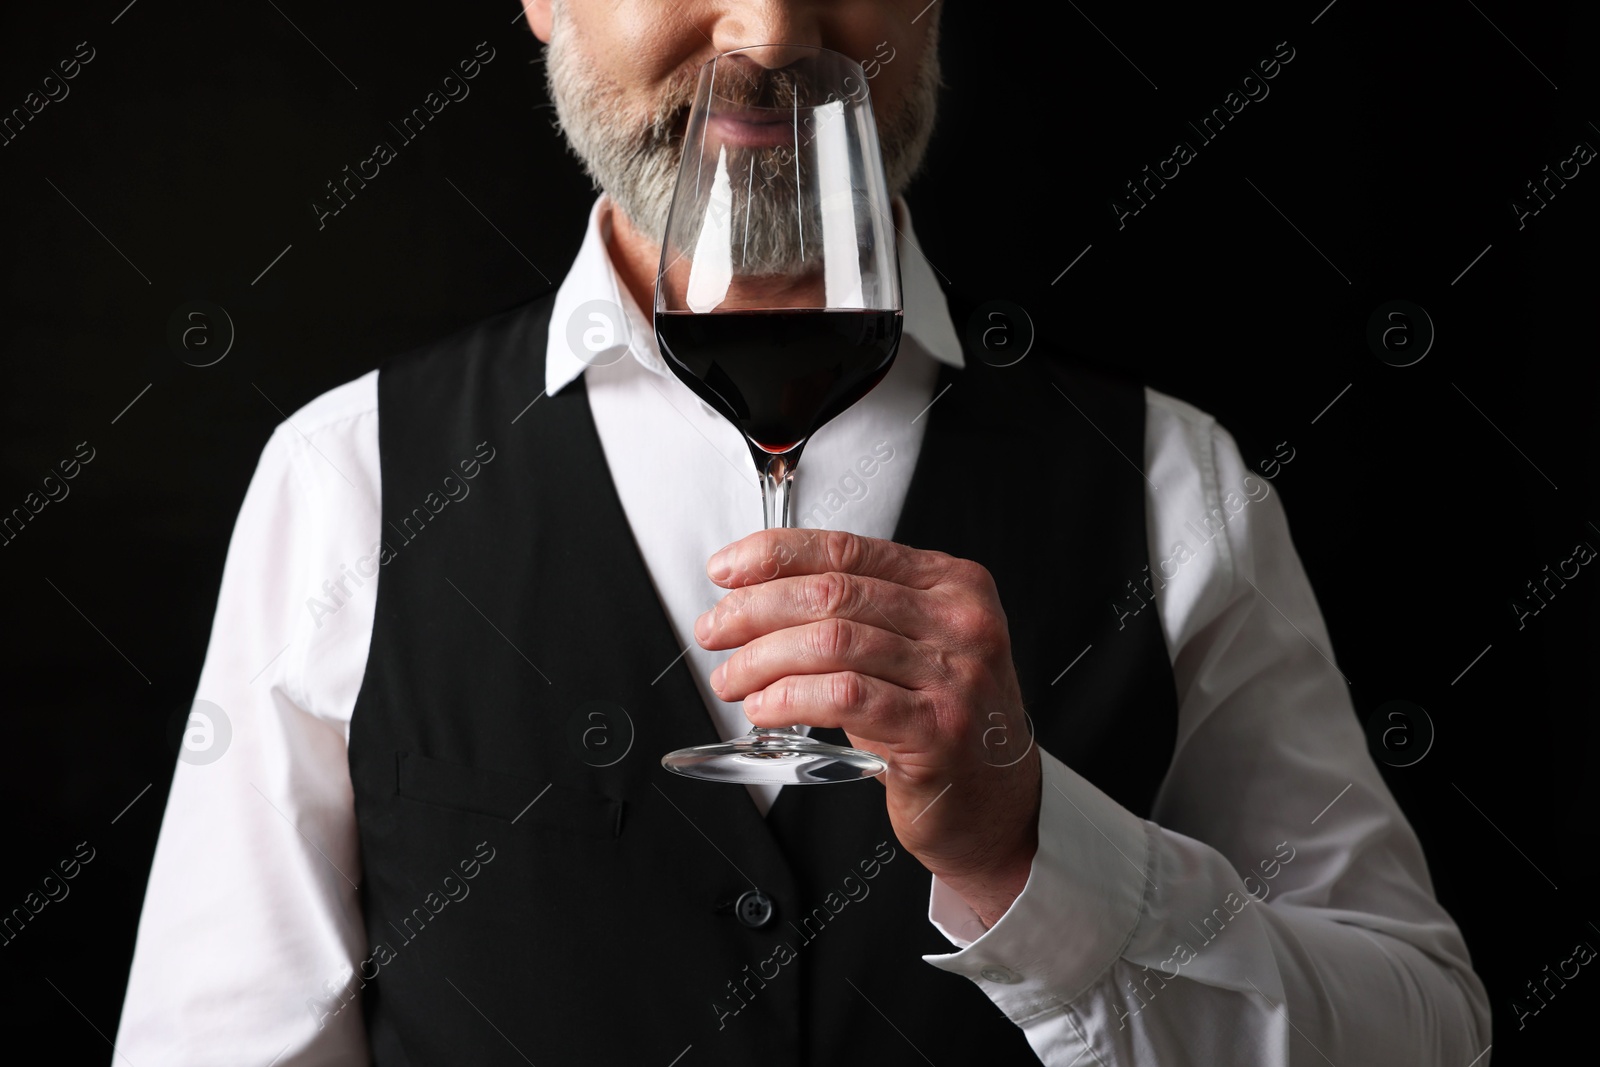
[600, 198, 662, 322]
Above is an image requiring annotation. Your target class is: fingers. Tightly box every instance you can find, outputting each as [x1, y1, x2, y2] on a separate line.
[696, 571, 942, 650]
[708, 528, 956, 590]
[740, 670, 936, 749]
[710, 618, 946, 702]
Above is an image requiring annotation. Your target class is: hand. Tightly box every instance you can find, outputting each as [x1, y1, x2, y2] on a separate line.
[696, 528, 1041, 927]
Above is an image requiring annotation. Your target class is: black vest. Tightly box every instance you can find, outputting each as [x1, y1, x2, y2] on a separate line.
[348, 290, 1177, 1065]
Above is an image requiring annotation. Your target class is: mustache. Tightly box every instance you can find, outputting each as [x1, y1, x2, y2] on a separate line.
[641, 68, 698, 146]
[707, 61, 821, 109]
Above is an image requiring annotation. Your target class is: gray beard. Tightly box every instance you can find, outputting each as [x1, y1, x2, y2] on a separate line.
[544, 12, 941, 275]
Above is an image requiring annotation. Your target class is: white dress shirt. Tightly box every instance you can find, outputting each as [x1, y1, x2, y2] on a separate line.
[115, 197, 1492, 1065]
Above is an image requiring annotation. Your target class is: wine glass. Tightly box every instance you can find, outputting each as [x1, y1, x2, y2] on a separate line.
[655, 44, 901, 784]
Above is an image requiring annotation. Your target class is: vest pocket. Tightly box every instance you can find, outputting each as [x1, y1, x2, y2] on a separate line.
[394, 751, 622, 838]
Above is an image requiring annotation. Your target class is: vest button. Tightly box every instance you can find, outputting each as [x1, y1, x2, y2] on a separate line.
[734, 889, 775, 929]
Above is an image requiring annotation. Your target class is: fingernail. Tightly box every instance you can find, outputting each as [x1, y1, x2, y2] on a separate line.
[743, 690, 763, 716]
[694, 610, 711, 642]
[708, 548, 732, 582]
[710, 663, 725, 693]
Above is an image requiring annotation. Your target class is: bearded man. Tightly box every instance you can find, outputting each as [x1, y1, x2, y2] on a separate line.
[116, 2, 1491, 1064]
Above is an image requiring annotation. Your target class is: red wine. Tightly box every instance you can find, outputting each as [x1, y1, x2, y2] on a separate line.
[656, 309, 902, 453]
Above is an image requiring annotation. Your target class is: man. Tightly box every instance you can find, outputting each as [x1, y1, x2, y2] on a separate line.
[116, 1, 1491, 1064]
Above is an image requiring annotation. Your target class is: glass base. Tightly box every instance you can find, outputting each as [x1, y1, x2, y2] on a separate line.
[661, 729, 887, 784]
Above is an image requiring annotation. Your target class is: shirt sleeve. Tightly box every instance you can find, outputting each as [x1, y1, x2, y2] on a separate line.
[115, 380, 381, 1066]
[922, 392, 1493, 1066]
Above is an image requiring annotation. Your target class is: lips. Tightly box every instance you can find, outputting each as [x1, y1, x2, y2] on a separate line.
[707, 110, 798, 148]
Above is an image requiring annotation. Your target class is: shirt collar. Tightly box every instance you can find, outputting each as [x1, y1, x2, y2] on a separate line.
[545, 195, 964, 396]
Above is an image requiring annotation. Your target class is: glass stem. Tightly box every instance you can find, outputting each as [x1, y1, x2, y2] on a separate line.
[759, 452, 795, 531]
[756, 451, 804, 739]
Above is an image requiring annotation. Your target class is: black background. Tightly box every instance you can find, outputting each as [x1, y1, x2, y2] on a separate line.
[1, 1, 1594, 1063]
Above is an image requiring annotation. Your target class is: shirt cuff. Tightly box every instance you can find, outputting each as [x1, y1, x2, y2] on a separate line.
[922, 745, 1152, 1022]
